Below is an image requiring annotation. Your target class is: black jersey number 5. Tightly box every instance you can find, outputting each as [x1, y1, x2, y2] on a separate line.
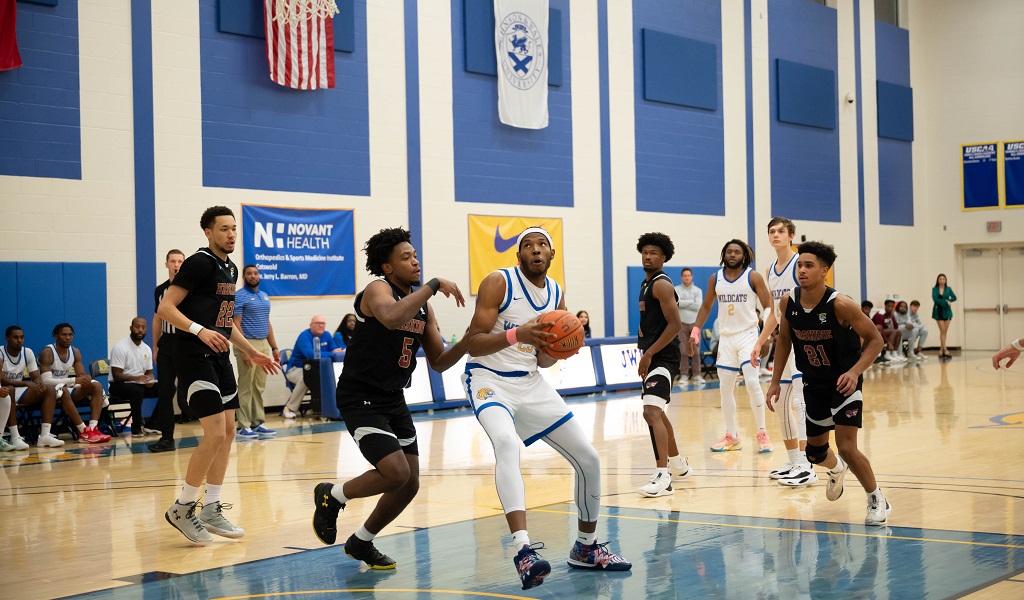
[398, 337, 414, 368]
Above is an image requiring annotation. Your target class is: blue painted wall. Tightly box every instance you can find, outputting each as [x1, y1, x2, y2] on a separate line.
[626, 265, 719, 338]
[3, 262, 108, 369]
[198, 0, 370, 196]
[875, 21, 913, 226]
[633, 0, 724, 216]
[0, 0, 81, 179]
[768, 0, 840, 222]
[451, 0, 574, 207]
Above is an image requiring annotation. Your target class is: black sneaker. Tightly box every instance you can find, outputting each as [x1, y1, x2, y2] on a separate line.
[514, 543, 551, 589]
[148, 439, 175, 453]
[345, 533, 397, 570]
[312, 482, 344, 545]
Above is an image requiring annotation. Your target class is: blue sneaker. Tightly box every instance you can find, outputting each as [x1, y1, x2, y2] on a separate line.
[253, 424, 277, 439]
[567, 540, 632, 571]
[514, 543, 551, 590]
[235, 428, 258, 441]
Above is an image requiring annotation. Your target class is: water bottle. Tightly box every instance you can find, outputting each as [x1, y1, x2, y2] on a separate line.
[313, 336, 321, 359]
[451, 335, 457, 346]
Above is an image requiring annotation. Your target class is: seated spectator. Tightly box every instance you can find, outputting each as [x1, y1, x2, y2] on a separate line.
[576, 310, 592, 338]
[109, 318, 160, 436]
[333, 313, 358, 350]
[2, 325, 62, 448]
[896, 300, 929, 361]
[283, 315, 342, 418]
[872, 300, 906, 363]
[39, 323, 111, 443]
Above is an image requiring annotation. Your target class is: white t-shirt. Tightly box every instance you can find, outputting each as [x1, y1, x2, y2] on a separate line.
[109, 336, 153, 378]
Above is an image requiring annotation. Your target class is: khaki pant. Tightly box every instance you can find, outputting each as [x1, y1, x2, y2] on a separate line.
[233, 338, 270, 428]
[678, 321, 701, 378]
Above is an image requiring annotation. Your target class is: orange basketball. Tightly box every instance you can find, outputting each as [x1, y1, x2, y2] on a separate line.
[538, 310, 585, 360]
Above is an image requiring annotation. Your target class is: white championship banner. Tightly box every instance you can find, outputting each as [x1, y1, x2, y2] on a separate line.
[494, 0, 548, 129]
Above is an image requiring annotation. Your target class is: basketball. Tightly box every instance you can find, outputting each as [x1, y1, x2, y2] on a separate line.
[538, 310, 585, 360]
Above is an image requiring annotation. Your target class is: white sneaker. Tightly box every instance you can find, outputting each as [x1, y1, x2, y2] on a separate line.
[865, 495, 892, 526]
[692, 376, 706, 385]
[825, 462, 848, 501]
[282, 407, 297, 419]
[0, 438, 15, 452]
[668, 457, 692, 480]
[36, 433, 65, 448]
[199, 501, 245, 538]
[677, 376, 689, 385]
[165, 500, 214, 543]
[891, 352, 907, 363]
[637, 472, 674, 497]
[778, 467, 819, 487]
[8, 436, 29, 451]
[768, 462, 795, 480]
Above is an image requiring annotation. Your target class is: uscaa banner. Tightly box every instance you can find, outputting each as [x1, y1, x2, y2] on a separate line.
[242, 205, 355, 297]
[494, 0, 548, 129]
[468, 215, 563, 294]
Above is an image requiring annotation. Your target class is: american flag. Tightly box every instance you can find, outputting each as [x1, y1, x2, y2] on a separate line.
[264, 0, 335, 90]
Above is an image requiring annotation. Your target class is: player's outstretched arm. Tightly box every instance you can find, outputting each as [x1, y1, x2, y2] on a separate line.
[229, 327, 280, 374]
[363, 278, 464, 331]
[422, 304, 468, 372]
[835, 294, 884, 395]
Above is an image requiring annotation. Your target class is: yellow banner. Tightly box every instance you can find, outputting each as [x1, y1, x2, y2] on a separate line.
[468, 215, 565, 294]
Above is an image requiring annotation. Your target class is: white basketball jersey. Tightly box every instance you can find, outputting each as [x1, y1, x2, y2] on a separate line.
[0, 346, 35, 381]
[715, 267, 759, 335]
[46, 344, 75, 379]
[467, 267, 563, 374]
[767, 254, 799, 314]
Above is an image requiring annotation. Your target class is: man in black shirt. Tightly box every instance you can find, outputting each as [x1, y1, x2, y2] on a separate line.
[635, 233, 690, 498]
[767, 242, 891, 526]
[157, 206, 279, 544]
[150, 248, 185, 453]
[312, 228, 468, 569]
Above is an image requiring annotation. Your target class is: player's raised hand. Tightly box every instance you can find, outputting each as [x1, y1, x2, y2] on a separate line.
[198, 328, 231, 353]
[435, 278, 466, 307]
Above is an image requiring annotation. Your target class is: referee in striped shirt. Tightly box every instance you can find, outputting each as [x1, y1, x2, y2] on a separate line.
[232, 264, 281, 439]
[149, 249, 185, 453]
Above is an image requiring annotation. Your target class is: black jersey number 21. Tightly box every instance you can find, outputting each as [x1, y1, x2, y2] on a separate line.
[803, 345, 831, 368]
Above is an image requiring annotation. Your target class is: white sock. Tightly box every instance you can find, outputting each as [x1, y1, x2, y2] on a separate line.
[178, 482, 201, 504]
[354, 525, 375, 542]
[868, 487, 884, 501]
[830, 454, 846, 473]
[41, 423, 52, 437]
[656, 467, 668, 476]
[330, 483, 350, 505]
[205, 483, 222, 505]
[89, 420, 98, 428]
[668, 455, 686, 469]
[511, 530, 530, 552]
[577, 530, 597, 546]
[9, 425, 20, 440]
[77, 422, 86, 433]
[787, 448, 802, 465]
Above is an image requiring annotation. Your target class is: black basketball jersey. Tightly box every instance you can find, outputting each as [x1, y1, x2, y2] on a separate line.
[338, 280, 428, 396]
[154, 280, 178, 335]
[638, 271, 681, 360]
[785, 286, 861, 384]
[172, 248, 238, 346]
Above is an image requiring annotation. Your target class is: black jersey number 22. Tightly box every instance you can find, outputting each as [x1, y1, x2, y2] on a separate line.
[216, 301, 235, 328]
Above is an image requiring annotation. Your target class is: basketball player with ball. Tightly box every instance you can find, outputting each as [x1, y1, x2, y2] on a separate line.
[635, 233, 692, 498]
[463, 227, 632, 590]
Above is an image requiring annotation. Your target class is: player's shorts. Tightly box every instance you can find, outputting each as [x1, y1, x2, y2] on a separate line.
[717, 325, 760, 371]
[174, 342, 238, 419]
[11, 386, 29, 403]
[462, 363, 572, 447]
[642, 355, 679, 408]
[338, 390, 418, 465]
[803, 378, 864, 437]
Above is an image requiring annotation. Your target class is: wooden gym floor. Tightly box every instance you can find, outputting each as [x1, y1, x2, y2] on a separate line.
[2, 350, 1022, 599]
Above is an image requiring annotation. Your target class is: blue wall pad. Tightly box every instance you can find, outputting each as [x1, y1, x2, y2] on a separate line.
[874, 21, 910, 84]
[633, 0, 724, 216]
[776, 60, 836, 130]
[642, 30, 717, 111]
[199, 0, 370, 196]
[452, 0, 573, 207]
[769, 0, 840, 222]
[217, 0, 355, 53]
[4, 262, 108, 368]
[876, 82, 913, 141]
[462, 0, 562, 87]
[0, 0, 80, 179]
[878, 138, 913, 226]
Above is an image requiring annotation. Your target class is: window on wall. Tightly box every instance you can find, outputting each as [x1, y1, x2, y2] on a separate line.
[875, 0, 899, 26]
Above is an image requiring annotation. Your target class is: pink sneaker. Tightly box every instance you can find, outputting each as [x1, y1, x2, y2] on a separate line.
[710, 433, 741, 452]
[80, 426, 111, 444]
[756, 430, 773, 454]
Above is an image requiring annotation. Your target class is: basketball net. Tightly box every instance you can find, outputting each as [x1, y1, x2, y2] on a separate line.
[271, 0, 339, 27]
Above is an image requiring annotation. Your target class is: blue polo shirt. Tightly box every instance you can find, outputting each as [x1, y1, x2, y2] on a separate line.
[233, 286, 272, 339]
[287, 329, 337, 370]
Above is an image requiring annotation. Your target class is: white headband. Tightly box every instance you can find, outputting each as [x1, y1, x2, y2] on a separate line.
[516, 227, 553, 251]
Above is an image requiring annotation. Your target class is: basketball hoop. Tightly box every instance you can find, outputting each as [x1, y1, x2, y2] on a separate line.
[271, 0, 339, 27]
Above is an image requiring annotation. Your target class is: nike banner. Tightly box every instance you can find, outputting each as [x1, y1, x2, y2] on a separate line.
[494, 0, 549, 129]
[468, 215, 564, 294]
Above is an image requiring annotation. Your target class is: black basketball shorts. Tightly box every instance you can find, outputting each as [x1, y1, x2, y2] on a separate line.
[339, 390, 419, 466]
[803, 378, 864, 438]
[642, 354, 679, 408]
[174, 342, 238, 419]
